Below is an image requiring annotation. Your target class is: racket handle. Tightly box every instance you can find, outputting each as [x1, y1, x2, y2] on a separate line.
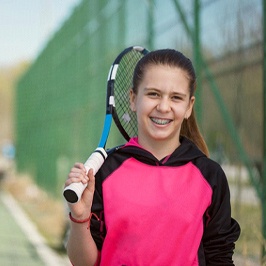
[63, 148, 107, 203]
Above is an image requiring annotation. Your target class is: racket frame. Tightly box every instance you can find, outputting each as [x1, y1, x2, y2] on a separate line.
[63, 46, 149, 203]
[108, 46, 149, 141]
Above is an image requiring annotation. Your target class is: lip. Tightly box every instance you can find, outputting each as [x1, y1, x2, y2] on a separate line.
[150, 117, 173, 125]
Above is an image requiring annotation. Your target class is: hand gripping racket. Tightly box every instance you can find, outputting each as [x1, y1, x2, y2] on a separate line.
[63, 46, 149, 203]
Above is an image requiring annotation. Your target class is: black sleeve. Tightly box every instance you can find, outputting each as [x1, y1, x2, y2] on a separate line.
[200, 161, 241, 265]
[89, 146, 123, 250]
[90, 179, 106, 250]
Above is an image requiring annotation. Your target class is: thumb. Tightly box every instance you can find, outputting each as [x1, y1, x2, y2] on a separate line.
[86, 168, 95, 193]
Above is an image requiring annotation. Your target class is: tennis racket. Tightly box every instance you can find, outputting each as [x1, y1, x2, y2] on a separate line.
[63, 46, 149, 203]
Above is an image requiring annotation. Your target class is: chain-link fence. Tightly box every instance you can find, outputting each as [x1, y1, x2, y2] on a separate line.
[16, 0, 263, 262]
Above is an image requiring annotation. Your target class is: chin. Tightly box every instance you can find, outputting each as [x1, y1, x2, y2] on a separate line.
[150, 134, 172, 141]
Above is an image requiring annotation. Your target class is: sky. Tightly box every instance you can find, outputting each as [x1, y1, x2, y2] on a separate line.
[0, 0, 82, 67]
[0, 0, 262, 68]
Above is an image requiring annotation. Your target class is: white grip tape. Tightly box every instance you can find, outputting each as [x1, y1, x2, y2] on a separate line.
[84, 147, 107, 174]
[63, 147, 107, 203]
[65, 182, 87, 202]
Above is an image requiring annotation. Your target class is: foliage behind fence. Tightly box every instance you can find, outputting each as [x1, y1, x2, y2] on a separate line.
[16, 0, 262, 197]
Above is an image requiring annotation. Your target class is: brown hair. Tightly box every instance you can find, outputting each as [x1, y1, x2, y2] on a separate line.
[132, 49, 209, 156]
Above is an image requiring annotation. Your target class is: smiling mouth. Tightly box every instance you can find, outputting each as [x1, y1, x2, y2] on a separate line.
[150, 117, 172, 125]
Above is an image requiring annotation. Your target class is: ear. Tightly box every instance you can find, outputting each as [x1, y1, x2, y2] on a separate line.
[185, 96, 195, 119]
[129, 89, 136, 112]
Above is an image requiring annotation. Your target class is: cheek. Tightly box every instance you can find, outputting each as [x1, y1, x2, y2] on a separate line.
[174, 105, 191, 118]
[135, 103, 145, 116]
[136, 99, 154, 114]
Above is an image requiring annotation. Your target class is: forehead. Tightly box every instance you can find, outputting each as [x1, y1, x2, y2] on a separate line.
[141, 64, 189, 84]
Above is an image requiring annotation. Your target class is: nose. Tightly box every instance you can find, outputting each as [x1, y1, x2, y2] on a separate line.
[156, 98, 171, 113]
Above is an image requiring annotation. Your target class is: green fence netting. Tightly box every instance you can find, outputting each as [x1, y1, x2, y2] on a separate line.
[16, 0, 262, 197]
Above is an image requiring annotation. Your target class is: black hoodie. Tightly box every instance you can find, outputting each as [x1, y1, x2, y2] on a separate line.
[90, 137, 240, 265]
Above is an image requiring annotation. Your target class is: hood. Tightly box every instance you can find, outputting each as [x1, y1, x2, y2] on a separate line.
[120, 137, 206, 166]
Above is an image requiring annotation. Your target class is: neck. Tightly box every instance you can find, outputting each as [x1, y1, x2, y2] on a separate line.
[138, 137, 180, 160]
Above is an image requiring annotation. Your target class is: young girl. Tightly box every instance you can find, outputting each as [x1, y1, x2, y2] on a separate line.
[65, 49, 240, 265]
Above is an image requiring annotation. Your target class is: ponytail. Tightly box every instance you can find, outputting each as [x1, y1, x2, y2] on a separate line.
[181, 109, 209, 157]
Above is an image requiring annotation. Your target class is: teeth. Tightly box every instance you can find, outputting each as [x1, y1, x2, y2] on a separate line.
[151, 117, 171, 125]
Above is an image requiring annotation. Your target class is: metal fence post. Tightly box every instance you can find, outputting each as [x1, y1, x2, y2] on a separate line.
[193, 0, 202, 124]
[262, 0, 266, 261]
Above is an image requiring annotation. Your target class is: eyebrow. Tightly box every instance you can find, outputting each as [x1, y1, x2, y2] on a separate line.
[144, 87, 187, 97]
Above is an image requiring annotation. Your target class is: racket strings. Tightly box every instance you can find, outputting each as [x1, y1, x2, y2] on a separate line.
[114, 50, 144, 139]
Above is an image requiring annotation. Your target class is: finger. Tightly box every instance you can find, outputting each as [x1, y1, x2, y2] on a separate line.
[73, 162, 87, 172]
[87, 168, 94, 177]
[65, 172, 88, 186]
[64, 177, 87, 187]
[69, 168, 87, 178]
[69, 169, 88, 179]
[66, 175, 88, 185]
[86, 169, 95, 192]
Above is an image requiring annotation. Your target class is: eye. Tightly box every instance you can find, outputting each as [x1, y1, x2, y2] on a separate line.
[172, 95, 182, 101]
[147, 91, 160, 97]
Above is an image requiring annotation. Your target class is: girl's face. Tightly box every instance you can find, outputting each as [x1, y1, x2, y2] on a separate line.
[130, 64, 195, 148]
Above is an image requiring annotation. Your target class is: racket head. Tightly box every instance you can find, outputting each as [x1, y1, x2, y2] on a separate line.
[107, 46, 149, 141]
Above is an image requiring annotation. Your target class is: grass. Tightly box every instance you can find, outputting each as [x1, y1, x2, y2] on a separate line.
[2, 174, 68, 252]
[232, 203, 262, 263]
